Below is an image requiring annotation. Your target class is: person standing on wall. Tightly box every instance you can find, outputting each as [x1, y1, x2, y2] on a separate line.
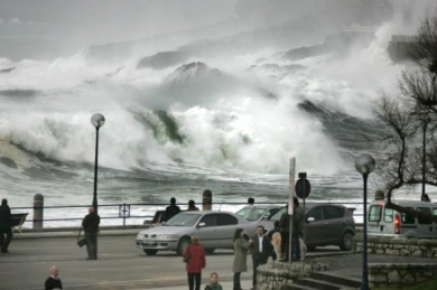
[0, 198, 12, 253]
[165, 197, 181, 221]
[250, 225, 271, 290]
[82, 206, 100, 260]
[187, 200, 199, 211]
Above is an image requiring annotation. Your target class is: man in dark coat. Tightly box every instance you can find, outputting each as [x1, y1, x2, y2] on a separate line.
[279, 205, 290, 261]
[45, 265, 63, 290]
[165, 197, 180, 221]
[293, 197, 305, 261]
[250, 225, 271, 290]
[82, 206, 100, 260]
[0, 198, 12, 253]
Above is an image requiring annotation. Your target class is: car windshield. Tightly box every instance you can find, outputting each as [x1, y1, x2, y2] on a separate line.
[236, 206, 267, 221]
[270, 207, 286, 221]
[165, 213, 201, 227]
[236, 206, 253, 219]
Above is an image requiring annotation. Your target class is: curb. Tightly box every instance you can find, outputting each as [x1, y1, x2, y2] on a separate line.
[13, 230, 139, 240]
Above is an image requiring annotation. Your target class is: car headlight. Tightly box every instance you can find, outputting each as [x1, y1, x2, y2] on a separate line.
[158, 234, 176, 238]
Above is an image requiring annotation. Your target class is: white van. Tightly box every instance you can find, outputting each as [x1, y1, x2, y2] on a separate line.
[367, 199, 437, 239]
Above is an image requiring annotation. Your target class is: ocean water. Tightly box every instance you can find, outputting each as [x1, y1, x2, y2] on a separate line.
[0, 1, 436, 228]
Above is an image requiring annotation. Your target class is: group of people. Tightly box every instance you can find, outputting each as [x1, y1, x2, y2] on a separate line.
[165, 197, 200, 221]
[181, 227, 268, 290]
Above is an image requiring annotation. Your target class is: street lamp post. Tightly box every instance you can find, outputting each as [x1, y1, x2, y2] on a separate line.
[422, 121, 427, 198]
[91, 113, 105, 214]
[355, 154, 376, 290]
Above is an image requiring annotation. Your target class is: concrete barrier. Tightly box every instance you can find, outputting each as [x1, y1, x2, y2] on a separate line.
[33, 193, 44, 231]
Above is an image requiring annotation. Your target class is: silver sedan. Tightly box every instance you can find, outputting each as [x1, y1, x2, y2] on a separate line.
[136, 211, 258, 255]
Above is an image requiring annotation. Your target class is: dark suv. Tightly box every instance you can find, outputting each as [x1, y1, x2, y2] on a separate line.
[261, 204, 355, 251]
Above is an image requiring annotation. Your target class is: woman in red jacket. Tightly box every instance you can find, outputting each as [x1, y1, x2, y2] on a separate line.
[183, 235, 206, 290]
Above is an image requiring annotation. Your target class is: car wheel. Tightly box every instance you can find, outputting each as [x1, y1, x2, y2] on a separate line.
[177, 237, 191, 255]
[339, 231, 354, 251]
[205, 248, 215, 254]
[307, 245, 316, 252]
[143, 249, 158, 256]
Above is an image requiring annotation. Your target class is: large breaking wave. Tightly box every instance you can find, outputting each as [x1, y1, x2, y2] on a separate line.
[1, 0, 437, 218]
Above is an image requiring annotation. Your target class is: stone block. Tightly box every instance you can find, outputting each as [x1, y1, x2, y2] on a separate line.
[393, 244, 406, 250]
[376, 249, 385, 254]
[400, 249, 410, 256]
[391, 238, 408, 245]
[418, 239, 437, 247]
[402, 273, 415, 283]
[386, 249, 400, 255]
[388, 270, 400, 282]
[411, 251, 422, 257]
[369, 274, 387, 283]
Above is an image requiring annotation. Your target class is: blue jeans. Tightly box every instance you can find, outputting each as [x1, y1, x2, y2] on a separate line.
[292, 234, 300, 261]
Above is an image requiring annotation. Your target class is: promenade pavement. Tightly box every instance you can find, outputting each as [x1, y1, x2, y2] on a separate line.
[0, 229, 345, 290]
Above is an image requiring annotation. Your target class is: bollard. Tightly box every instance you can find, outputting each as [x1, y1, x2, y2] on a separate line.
[33, 193, 44, 231]
[202, 189, 212, 211]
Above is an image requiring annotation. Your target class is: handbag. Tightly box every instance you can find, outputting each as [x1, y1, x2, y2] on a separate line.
[183, 245, 191, 263]
[77, 227, 86, 248]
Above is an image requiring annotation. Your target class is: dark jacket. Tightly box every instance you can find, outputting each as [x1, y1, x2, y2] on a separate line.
[183, 243, 206, 273]
[279, 212, 290, 233]
[165, 205, 180, 221]
[293, 206, 306, 236]
[82, 212, 100, 234]
[187, 206, 199, 211]
[251, 234, 271, 264]
[0, 204, 12, 230]
[45, 277, 62, 290]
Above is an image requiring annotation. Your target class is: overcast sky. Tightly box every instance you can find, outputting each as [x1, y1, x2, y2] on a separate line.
[0, 0, 238, 40]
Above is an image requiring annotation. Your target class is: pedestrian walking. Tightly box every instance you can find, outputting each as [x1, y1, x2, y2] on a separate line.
[233, 228, 253, 290]
[250, 225, 271, 290]
[183, 235, 206, 290]
[187, 200, 199, 211]
[82, 206, 100, 260]
[247, 197, 255, 206]
[292, 197, 306, 261]
[204, 272, 223, 290]
[165, 197, 181, 221]
[0, 198, 12, 253]
[45, 265, 63, 290]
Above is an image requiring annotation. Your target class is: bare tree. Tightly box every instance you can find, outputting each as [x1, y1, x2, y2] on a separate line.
[375, 14, 437, 223]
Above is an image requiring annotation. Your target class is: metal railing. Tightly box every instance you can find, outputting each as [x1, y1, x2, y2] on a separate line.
[11, 201, 367, 229]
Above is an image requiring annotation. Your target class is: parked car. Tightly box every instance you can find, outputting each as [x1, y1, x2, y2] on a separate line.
[367, 199, 437, 239]
[136, 211, 258, 256]
[260, 203, 356, 251]
[236, 205, 281, 222]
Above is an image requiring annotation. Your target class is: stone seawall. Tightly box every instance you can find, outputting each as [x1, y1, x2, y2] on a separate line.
[369, 263, 437, 288]
[256, 261, 328, 290]
[354, 235, 437, 258]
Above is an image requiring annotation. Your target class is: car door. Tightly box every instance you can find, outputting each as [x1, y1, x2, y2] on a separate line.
[215, 213, 239, 248]
[196, 214, 218, 247]
[417, 207, 433, 238]
[322, 206, 346, 244]
[305, 206, 325, 246]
